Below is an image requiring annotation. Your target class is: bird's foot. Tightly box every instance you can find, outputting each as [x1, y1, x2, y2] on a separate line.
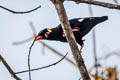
[80, 44, 84, 53]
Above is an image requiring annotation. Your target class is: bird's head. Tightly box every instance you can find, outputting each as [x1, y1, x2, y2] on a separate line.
[34, 28, 52, 41]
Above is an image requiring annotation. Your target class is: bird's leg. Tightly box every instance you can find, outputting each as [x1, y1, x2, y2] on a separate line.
[80, 40, 85, 52]
[80, 43, 84, 52]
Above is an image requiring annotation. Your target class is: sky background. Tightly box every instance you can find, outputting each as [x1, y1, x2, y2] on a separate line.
[0, 0, 120, 80]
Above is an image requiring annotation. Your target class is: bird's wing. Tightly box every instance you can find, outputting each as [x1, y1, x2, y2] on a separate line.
[69, 18, 85, 31]
[72, 28, 80, 32]
[71, 23, 81, 32]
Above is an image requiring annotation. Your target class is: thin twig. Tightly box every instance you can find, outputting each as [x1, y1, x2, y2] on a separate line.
[12, 21, 36, 45]
[112, 0, 120, 16]
[98, 51, 120, 60]
[39, 41, 76, 66]
[15, 52, 68, 74]
[41, 43, 46, 55]
[113, 0, 119, 3]
[67, 0, 120, 9]
[28, 40, 35, 80]
[88, 3, 98, 79]
[13, 36, 33, 45]
[29, 22, 37, 35]
[88, 4, 93, 16]
[0, 54, 21, 80]
[0, 5, 41, 14]
[13, 39, 75, 66]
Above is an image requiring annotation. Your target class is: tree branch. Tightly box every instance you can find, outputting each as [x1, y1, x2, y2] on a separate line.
[0, 54, 21, 80]
[0, 5, 41, 14]
[98, 51, 120, 60]
[15, 52, 68, 74]
[88, 4, 99, 79]
[67, 0, 120, 9]
[28, 40, 36, 80]
[39, 41, 76, 66]
[50, 0, 90, 79]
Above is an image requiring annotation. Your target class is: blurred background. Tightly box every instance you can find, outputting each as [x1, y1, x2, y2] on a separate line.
[0, 0, 120, 80]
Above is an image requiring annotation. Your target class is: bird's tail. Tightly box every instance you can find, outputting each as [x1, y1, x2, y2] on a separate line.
[89, 16, 108, 28]
[95, 16, 108, 23]
[99, 16, 108, 22]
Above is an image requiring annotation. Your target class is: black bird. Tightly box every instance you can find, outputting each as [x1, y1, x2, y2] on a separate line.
[35, 16, 108, 51]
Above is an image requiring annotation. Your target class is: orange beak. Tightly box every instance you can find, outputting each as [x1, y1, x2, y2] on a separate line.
[34, 36, 43, 41]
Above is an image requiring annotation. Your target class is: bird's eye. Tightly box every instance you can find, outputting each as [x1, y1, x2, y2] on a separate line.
[78, 18, 84, 22]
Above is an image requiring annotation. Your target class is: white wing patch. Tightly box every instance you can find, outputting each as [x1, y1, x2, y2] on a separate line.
[78, 18, 84, 22]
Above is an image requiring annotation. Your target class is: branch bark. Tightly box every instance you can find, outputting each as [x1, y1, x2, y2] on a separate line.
[0, 54, 21, 80]
[50, 0, 90, 79]
[67, 0, 120, 9]
[0, 5, 41, 14]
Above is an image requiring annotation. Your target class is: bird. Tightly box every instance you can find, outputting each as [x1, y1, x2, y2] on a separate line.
[34, 16, 108, 52]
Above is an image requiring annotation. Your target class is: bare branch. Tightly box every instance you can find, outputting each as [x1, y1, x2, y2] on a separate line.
[29, 21, 37, 35]
[0, 5, 41, 14]
[39, 41, 76, 66]
[98, 51, 120, 60]
[12, 21, 37, 45]
[113, 0, 119, 4]
[41, 43, 46, 55]
[67, 0, 120, 9]
[13, 36, 33, 45]
[28, 40, 35, 80]
[15, 52, 68, 74]
[88, 4, 99, 79]
[112, 0, 120, 15]
[51, 0, 90, 79]
[0, 54, 21, 80]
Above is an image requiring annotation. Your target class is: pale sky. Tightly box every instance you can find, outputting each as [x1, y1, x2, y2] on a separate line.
[0, 0, 120, 80]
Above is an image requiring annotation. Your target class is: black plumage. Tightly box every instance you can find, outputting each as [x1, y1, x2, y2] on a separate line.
[35, 16, 108, 51]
